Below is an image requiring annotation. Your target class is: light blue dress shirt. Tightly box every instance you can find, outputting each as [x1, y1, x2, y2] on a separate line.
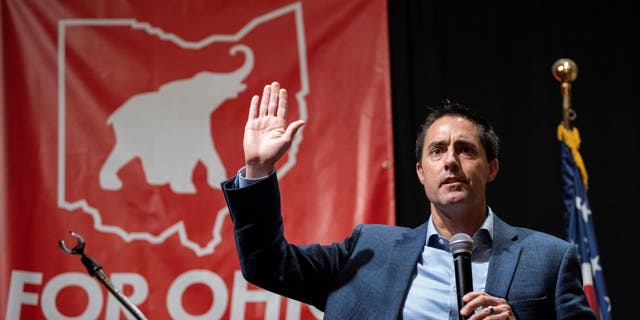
[237, 167, 267, 188]
[402, 210, 494, 320]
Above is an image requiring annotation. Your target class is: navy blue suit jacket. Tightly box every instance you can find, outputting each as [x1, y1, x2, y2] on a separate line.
[222, 173, 596, 319]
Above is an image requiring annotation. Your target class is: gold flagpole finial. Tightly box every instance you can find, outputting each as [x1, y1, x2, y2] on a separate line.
[552, 58, 578, 129]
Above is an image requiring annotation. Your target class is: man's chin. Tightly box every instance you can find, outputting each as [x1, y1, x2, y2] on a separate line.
[441, 193, 467, 204]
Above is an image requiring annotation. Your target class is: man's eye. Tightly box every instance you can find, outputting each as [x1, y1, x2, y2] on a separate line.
[430, 148, 442, 155]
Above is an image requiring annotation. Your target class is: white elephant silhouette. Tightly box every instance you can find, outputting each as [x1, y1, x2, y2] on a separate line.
[99, 44, 254, 194]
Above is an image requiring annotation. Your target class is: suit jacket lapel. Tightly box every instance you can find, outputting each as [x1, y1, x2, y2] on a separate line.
[371, 216, 521, 314]
[382, 222, 428, 316]
[485, 216, 521, 298]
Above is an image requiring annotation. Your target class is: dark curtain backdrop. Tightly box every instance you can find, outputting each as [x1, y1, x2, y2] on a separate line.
[389, 1, 638, 318]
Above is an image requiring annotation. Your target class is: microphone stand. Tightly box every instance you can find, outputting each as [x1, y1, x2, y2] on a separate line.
[59, 231, 148, 320]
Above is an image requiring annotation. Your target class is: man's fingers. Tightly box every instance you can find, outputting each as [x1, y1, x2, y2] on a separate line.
[250, 82, 294, 124]
[248, 95, 259, 120]
[276, 88, 288, 119]
[259, 84, 270, 116]
[267, 81, 280, 116]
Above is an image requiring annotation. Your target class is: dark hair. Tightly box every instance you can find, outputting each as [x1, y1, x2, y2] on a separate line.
[415, 100, 500, 162]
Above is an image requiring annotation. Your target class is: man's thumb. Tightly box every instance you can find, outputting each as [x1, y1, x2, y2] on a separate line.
[285, 120, 305, 138]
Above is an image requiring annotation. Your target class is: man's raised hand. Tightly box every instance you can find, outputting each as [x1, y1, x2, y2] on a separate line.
[243, 81, 305, 179]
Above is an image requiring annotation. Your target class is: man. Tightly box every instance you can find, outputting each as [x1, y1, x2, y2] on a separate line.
[221, 81, 596, 319]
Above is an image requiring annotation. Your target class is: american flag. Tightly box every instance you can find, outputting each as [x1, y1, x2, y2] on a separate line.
[558, 124, 612, 320]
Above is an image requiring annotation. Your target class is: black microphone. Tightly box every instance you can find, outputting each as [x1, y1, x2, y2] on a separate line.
[450, 233, 473, 320]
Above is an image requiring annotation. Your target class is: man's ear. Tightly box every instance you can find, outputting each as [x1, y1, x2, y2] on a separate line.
[488, 158, 499, 182]
[416, 162, 425, 185]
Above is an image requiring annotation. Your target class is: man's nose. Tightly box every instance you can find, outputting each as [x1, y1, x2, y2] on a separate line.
[443, 150, 459, 171]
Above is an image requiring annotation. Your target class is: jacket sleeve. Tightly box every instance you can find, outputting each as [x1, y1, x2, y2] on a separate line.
[221, 173, 359, 310]
[555, 244, 598, 320]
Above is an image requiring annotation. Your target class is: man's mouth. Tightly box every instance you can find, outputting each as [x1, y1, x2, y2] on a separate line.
[441, 176, 467, 186]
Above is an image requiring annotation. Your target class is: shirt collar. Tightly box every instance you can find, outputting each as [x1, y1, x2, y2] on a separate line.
[425, 207, 495, 251]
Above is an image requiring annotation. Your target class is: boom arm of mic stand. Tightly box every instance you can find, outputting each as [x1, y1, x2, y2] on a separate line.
[59, 231, 148, 320]
[80, 254, 148, 320]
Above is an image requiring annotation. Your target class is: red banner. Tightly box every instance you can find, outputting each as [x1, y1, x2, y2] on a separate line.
[1, 1, 393, 319]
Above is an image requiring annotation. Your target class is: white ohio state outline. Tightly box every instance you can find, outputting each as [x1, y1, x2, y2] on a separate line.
[57, 2, 309, 256]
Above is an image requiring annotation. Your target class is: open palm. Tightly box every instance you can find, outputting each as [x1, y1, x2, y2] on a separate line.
[243, 82, 305, 178]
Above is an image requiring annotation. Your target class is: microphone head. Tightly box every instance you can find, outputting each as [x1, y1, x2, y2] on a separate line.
[450, 233, 473, 255]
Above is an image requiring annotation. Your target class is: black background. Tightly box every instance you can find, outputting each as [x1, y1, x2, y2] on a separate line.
[389, 1, 637, 318]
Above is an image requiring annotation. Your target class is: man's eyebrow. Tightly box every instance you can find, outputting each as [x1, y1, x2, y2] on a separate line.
[427, 140, 447, 150]
[428, 138, 476, 149]
[453, 139, 475, 147]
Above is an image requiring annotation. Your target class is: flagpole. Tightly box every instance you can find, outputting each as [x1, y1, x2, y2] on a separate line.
[552, 58, 588, 188]
[551, 58, 578, 129]
[553, 58, 613, 319]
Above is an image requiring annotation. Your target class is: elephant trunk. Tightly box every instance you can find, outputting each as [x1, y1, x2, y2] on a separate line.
[228, 44, 254, 81]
